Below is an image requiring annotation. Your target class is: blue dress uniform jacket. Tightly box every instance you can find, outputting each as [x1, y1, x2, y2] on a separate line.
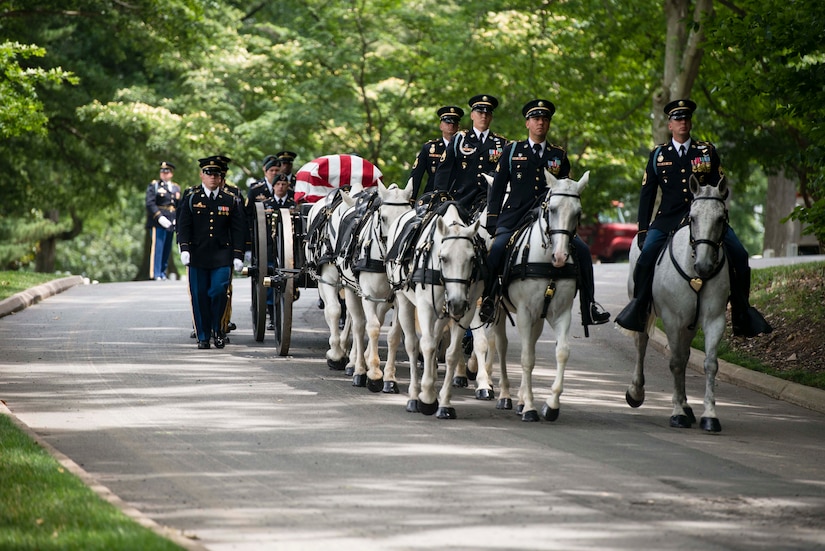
[487, 140, 570, 234]
[638, 140, 722, 234]
[409, 138, 448, 199]
[177, 187, 246, 270]
[145, 180, 181, 228]
[433, 129, 508, 212]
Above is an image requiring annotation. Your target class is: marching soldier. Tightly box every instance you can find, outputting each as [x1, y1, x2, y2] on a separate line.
[481, 99, 610, 332]
[433, 94, 508, 213]
[408, 105, 464, 199]
[145, 161, 181, 280]
[177, 156, 246, 349]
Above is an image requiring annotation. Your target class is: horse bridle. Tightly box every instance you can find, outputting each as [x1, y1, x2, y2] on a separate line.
[435, 223, 483, 322]
[540, 191, 581, 248]
[688, 195, 728, 254]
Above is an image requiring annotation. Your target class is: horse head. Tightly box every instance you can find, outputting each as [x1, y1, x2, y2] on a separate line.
[377, 183, 413, 242]
[688, 174, 729, 278]
[544, 170, 588, 268]
[436, 204, 481, 320]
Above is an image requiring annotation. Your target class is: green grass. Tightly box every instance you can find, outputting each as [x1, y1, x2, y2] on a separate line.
[0, 271, 67, 301]
[0, 416, 185, 550]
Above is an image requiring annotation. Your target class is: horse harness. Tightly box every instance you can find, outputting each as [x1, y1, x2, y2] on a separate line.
[502, 191, 581, 319]
[660, 194, 729, 330]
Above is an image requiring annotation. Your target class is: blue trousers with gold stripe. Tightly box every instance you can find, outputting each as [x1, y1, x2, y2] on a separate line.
[149, 226, 174, 279]
[188, 265, 232, 342]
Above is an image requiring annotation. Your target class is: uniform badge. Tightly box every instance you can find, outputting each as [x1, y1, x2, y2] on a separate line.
[657, 154, 664, 163]
[429, 144, 435, 154]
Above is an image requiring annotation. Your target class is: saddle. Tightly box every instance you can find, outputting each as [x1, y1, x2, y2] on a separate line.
[305, 188, 346, 268]
[337, 188, 384, 273]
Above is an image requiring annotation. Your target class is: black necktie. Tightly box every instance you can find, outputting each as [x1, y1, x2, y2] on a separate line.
[533, 143, 542, 158]
[679, 145, 686, 158]
[478, 132, 485, 143]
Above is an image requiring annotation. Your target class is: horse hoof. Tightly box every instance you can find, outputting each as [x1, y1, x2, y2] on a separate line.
[521, 410, 540, 422]
[327, 357, 347, 371]
[436, 407, 457, 419]
[419, 400, 438, 416]
[383, 381, 399, 394]
[540, 404, 560, 422]
[669, 415, 693, 429]
[366, 378, 383, 393]
[683, 405, 697, 425]
[516, 404, 525, 415]
[700, 417, 722, 433]
[352, 374, 367, 387]
[475, 388, 495, 401]
[344, 366, 355, 376]
[406, 399, 419, 413]
[496, 398, 513, 410]
[452, 376, 468, 388]
[467, 369, 477, 381]
[625, 390, 644, 408]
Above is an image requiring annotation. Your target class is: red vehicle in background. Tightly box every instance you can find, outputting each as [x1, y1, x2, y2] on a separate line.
[578, 200, 637, 263]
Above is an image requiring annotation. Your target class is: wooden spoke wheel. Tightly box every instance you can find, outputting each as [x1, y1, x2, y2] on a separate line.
[250, 202, 268, 342]
[271, 207, 295, 356]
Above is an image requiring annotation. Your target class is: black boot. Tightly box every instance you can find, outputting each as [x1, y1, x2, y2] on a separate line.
[479, 277, 500, 324]
[615, 262, 654, 332]
[338, 298, 347, 330]
[730, 266, 772, 337]
[267, 305, 275, 331]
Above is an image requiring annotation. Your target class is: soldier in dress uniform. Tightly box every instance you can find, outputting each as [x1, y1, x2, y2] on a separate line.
[145, 161, 181, 280]
[408, 105, 464, 199]
[433, 94, 508, 213]
[480, 99, 610, 331]
[177, 156, 247, 349]
[276, 150, 298, 198]
[615, 99, 771, 337]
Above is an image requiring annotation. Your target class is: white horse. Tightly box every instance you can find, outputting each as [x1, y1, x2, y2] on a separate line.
[487, 171, 588, 422]
[348, 183, 413, 392]
[624, 175, 730, 432]
[387, 202, 488, 418]
[305, 189, 355, 371]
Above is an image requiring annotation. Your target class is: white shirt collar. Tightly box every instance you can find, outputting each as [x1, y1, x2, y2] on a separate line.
[528, 139, 546, 155]
[672, 137, 692, 151]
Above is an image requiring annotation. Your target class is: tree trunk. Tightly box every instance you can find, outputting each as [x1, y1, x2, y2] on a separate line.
[763, 171, 799, 257]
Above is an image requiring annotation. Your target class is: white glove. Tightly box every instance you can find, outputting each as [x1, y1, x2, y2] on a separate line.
[180, 251, 190, 266]
[244, 250, 252, 264]
[233, 258, 244, 272]
[158, 215, 172, 229]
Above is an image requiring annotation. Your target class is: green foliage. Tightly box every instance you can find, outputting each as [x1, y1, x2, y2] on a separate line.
[0, 214, 74, 268]
[785, 197, 825, 245]
[0, 270, 63, 300]
[0, 415, 184, 550]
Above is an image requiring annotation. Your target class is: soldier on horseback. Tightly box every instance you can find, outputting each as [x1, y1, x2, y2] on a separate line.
[615, 99, 772, 337]
[479, 99, 611, 332]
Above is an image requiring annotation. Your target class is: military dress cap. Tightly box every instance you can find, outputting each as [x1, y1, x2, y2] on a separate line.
[664, 99, 697, 120]
[522, 99, 556, 119]
[159, 161, 175, 171]
[468, 94, 499, 113]
[263, 155, 280, 171]
[198, 155, 230, 173]
[276, 151, 297, 162]
[437, 105, 464, 123]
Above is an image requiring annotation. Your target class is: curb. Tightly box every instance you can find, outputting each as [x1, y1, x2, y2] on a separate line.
[0, 275, 86, 319]
[648, 328, 825, 416]
[0, 401, 210, 551]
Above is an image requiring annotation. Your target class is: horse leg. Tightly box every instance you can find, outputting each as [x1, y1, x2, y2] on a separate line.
[470, 319, 495, 401]
[541, 311, 571, 422]
[493, 316, 512, 410]
[518, 312, 544, 422]
[451, 321, 468, 387]
[666, 328, 695, 428]
[362, 298, 388, 392]
[626, 330, 649, 408]
[381, 305, 401, 394]
[437, 322, 463, 419]
[396, 297, 420, 408]
[318, 274, 347, 371]
[346, 289, 369, 387]
[699, 316, 725, 432]
[417, 307, 443, 416]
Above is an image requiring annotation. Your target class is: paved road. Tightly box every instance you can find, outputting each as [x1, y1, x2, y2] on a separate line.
[2, 261, 825, 550]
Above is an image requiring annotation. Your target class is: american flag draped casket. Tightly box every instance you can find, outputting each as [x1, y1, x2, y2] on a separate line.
[294, 154, 383, 204]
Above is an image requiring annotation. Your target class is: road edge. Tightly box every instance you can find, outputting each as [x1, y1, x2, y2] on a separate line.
[648, 328, 825, 415]
[0, 275, 85, 319]
[0, 401, 210, 551]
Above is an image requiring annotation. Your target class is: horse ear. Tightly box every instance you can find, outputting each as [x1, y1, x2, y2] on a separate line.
[436, 215, 448, 235]
[341, 191, 356, 207]
[481, 173, 494, 186]
[689, 174, 701, 195]
[469, 219, 481, 235]
[545, 168, 559, 188]
[717, 176, 728, 198]
[577, 171, 590, 192]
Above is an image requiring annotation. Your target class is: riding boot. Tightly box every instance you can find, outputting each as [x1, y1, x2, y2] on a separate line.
[615, 262, 655, 332]
[266, 305, 275, 331]
[479, 276, 500, 324]
[729, 266, 772, 337]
